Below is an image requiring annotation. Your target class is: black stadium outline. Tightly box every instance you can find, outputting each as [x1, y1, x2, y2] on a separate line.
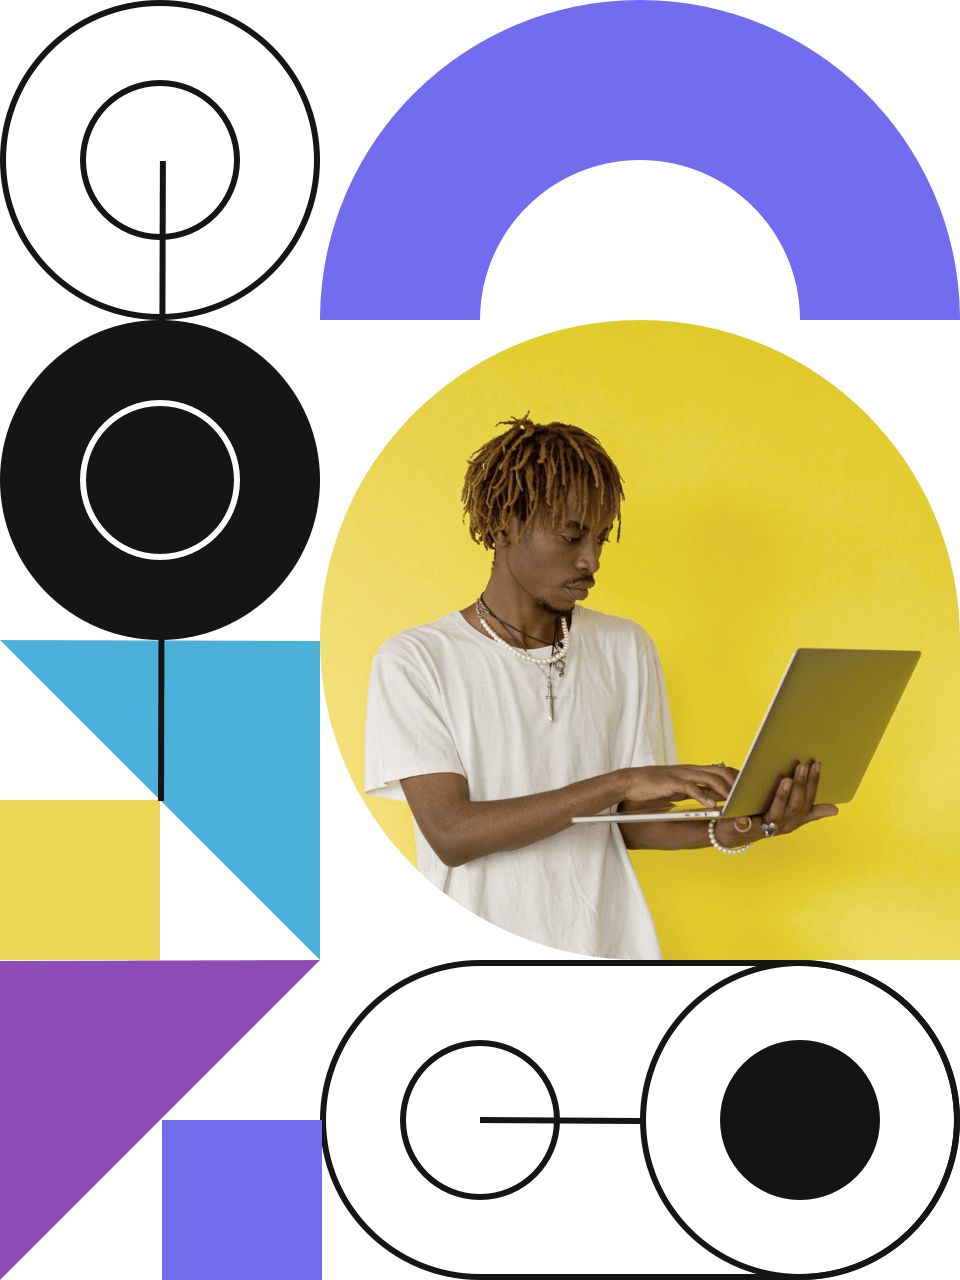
[321, 959, 959, 1280]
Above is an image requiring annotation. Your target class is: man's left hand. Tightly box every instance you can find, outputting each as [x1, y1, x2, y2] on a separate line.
[715, 760, 838, 847]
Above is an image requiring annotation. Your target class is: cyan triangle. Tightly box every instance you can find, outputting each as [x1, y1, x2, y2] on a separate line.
[165, 642, 319, 957]
[3, 641, 158, 795]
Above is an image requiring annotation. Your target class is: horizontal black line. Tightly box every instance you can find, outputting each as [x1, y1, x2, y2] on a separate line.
[480, 1116, 642, 1125]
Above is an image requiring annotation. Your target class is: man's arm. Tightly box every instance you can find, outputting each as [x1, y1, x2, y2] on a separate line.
[619, 810, 755, 851]
[400, 763, 737, 867]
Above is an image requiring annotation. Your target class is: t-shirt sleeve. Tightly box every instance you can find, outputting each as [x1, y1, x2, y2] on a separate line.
[364, 640, 466, 801]
[626, 630, 679, 768]
[648, 637, 679, 766]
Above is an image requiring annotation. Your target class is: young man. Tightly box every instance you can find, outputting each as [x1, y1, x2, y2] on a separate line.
[365, 415, 836, 958]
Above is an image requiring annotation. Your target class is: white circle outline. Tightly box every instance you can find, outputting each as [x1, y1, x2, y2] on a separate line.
[79, 399, 240, 561]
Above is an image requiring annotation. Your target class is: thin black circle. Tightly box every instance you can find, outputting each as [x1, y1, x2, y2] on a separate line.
[399, 1040, 561, 1200]
[0, 321, 319, 639]
[79, 79, 240, 240]
[720, 1039, 881, 1201]
[1, 1, 319, 320]
[639, 962, 960, 1279]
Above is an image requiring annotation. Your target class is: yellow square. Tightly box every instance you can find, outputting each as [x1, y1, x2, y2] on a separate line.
[0, 801, 159, 958]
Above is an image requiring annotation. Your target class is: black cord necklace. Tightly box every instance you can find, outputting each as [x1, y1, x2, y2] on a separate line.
[478, 594, 567, 676]
[478, 594, 555, 648]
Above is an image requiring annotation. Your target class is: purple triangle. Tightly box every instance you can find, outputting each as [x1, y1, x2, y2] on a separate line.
[0, 960, 314, 1277]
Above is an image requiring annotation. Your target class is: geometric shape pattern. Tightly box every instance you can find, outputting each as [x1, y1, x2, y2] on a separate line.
[642, 965, 958, 1274]
[0, 960, 313, 1279]
[159, 805, 315, 961]
[161, 1120, 321, 1279]
[165, 642, 320, 957]
[0, 800, 159, 959]
[167, 962, 325, 1121]
[1, 4, 320, 320]
[0, 1123, 162, 1280]
[3, 641, 159, 794]
[321, 1, 958, 319]
[0, 324, 320, 639]
[0, 642, 148, 802]
[323, 961, 959, 1275]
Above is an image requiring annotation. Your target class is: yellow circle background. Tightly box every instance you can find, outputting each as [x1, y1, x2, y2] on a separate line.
[322, 322, 960, 959]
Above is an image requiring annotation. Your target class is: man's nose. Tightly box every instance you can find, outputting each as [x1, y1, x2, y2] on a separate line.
[577, 542, 601, 573]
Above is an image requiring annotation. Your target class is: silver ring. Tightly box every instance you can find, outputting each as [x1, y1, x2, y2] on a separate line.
[761, 820, 777, 838]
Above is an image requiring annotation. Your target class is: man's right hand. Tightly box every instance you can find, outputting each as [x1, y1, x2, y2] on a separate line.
[619, 763, 739, 810]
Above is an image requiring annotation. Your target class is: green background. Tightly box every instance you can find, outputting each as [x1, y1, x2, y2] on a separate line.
[0, 0, 957, 1274]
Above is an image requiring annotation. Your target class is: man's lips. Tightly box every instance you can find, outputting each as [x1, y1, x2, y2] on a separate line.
[566, 581, 594, 596]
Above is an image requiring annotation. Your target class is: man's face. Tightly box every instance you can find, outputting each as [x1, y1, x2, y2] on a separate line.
[494, 491, 615, 614]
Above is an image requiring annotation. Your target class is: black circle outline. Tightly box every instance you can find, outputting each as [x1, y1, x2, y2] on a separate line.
[79, 79, 240, 240]
[639, 961, 960, 1278]
[0, 1, 320, 320]
[399, 1039, 561, 1200]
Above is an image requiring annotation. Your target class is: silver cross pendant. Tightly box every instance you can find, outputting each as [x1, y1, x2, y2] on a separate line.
[546, 671, 555, 721]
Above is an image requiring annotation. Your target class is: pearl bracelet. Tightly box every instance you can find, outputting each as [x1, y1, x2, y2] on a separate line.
[708, 818, 753, 855]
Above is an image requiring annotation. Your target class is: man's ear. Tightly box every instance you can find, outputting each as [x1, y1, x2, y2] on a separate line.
[491, 526, 512, 550]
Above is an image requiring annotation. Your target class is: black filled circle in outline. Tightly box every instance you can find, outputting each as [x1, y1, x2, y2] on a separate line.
[639, 962, 960, 1278]
[399, 1040, 561, 1200]
[0, 321, 319, 639]
[0, 0, 319, 320]
[719, 1039, 881, 1201]
[79, 79, 240, 240]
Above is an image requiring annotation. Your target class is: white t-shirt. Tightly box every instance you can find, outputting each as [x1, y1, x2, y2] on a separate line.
[364, 606, 678, 959]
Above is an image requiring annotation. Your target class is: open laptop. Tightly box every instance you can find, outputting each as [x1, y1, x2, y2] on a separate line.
[572, 648, 920, 824]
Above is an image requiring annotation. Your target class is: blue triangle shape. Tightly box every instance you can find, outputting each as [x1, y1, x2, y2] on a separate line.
[165, 642, 319, 957]
[3, 641, 158, 795]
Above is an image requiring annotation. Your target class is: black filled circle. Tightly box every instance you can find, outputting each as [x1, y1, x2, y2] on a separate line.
[719, 1039, 881, 1201]
[0, 321, 319, 638]
[399, 1040, 561, 1200]
[0, 1, 319, 320]
[79, 79, 240, 240]
[639, 962, 959, 1279]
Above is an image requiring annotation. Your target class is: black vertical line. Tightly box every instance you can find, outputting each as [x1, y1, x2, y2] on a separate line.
[158, 160, 166, 318]
[158, 639, 165, 802]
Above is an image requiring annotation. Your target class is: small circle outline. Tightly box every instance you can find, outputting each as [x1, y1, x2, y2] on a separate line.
[79, 397, 240, 560]
[399, 1039, 561, 1201]
[79, 79, 240, 240]
[639, 961, 960, 1279]
[0, 0, 320, 321]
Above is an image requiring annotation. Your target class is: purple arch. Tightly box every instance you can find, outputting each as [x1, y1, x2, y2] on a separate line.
[321, 1, 957, 320]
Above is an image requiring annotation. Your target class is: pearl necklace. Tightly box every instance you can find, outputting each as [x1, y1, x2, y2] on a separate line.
[475, 598, 571, 721]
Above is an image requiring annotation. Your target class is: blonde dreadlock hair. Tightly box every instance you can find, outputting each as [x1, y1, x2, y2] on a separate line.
[461, 413, 624, 551]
